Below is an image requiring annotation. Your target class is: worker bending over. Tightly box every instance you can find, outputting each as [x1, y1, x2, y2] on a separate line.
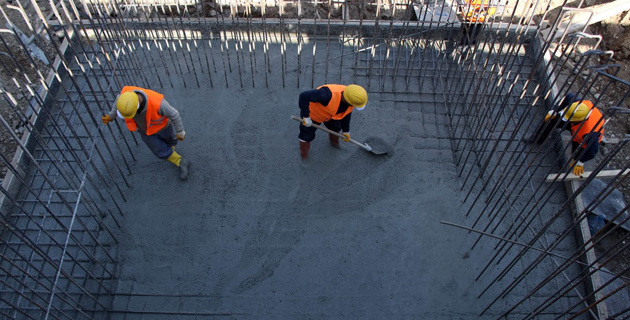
[298, 84, 368, 159]
[102, 86, 191, 180]
[525, 93, 605, 176]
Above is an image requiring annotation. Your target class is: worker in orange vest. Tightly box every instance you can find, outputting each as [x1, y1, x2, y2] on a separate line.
[458, 0, 497, 46]
[524, 93, 605, 176]
[298, 84, 368, 160]
[101, 86, 191, 180]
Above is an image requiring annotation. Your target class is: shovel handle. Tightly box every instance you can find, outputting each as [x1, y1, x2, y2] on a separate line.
[291, 115, 371, 151]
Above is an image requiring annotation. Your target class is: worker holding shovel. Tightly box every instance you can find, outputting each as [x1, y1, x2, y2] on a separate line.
[298, 84, 368, 160]
[101, 86, 191, 180]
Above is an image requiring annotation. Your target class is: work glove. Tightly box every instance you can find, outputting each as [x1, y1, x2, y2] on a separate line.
[101, 114, 112, 124]
[176, 130, 186, 141]
[302, 117, 312, 127]
[572, 161, 584, 176]
[341, 132, 350, 142]
[544, 110, 556, 122]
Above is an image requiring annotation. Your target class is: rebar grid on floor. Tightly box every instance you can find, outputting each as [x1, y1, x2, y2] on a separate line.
[0, 0, 628, 319]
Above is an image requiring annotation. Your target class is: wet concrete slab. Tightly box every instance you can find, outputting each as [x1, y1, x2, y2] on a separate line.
[104, 39, 581, 319]
[109, 85, 509, 318]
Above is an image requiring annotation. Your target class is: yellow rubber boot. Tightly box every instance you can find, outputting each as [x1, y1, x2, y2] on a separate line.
[167, 150, 190, 180]
[167, 150, 182, 166]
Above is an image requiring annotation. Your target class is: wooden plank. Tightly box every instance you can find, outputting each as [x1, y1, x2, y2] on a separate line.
[546, 169, 630, 182]
[603, 137, 620, 144]
[541, 0, 630, 40]
[559, 134, 608, 319]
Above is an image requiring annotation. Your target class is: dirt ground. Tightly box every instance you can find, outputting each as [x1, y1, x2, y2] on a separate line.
[0, 0, 53, 179]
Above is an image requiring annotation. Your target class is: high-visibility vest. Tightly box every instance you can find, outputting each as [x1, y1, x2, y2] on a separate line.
[570, 102, 604, 148]
[461, 0, 497, 22]
[308, 84, 354, 123]
[120, 86, 169, 135]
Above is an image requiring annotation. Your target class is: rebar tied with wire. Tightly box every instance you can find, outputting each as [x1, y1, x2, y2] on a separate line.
[0, 0, 628, 319]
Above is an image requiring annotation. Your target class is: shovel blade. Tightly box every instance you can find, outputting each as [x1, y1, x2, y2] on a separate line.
[364, 137, 392, 155]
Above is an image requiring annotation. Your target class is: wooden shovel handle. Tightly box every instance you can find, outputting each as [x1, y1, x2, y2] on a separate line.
[291, 115, 371, 151]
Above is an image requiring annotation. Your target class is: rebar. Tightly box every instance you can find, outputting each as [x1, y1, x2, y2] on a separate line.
[1, 0, 629, 318]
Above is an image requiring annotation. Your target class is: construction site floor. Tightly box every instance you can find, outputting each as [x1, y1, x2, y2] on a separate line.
[107, 85, 562, 318]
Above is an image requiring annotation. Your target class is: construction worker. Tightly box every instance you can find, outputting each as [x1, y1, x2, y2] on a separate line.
[298, 84, 368, 159]
[524, 93, 605, 176]
[101, 86, 191, 180]
[458, 0, 497, 46]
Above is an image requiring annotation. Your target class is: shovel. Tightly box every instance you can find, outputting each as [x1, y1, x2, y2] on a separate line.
[291, 115, 390, 155]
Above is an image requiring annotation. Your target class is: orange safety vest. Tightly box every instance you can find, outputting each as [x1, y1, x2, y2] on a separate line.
[120, 86, 169, 135]
[308, 85, 354, 124]
[570, 102, 604, 148]
[461, 0, 496, 22]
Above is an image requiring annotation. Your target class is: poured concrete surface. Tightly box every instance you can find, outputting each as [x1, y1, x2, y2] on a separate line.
[100, 39, 583, 319]
[110, 87, 515, 318]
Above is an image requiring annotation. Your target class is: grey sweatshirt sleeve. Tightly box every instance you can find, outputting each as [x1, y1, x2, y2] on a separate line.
[107, 96, 119, 118]
[158, 99, 185, 133]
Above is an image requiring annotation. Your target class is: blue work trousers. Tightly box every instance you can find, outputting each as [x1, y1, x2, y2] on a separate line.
[299, 119, 342, 142]
[139, 122, 178, 159]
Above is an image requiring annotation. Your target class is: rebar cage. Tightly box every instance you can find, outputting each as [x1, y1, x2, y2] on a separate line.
[0, 0, 629, 319]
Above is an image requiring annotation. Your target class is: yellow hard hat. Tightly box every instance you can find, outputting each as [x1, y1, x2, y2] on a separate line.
[343, 84, 368, 110]
[116, 91, 139, 119]
[561, 102, 591, 122]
